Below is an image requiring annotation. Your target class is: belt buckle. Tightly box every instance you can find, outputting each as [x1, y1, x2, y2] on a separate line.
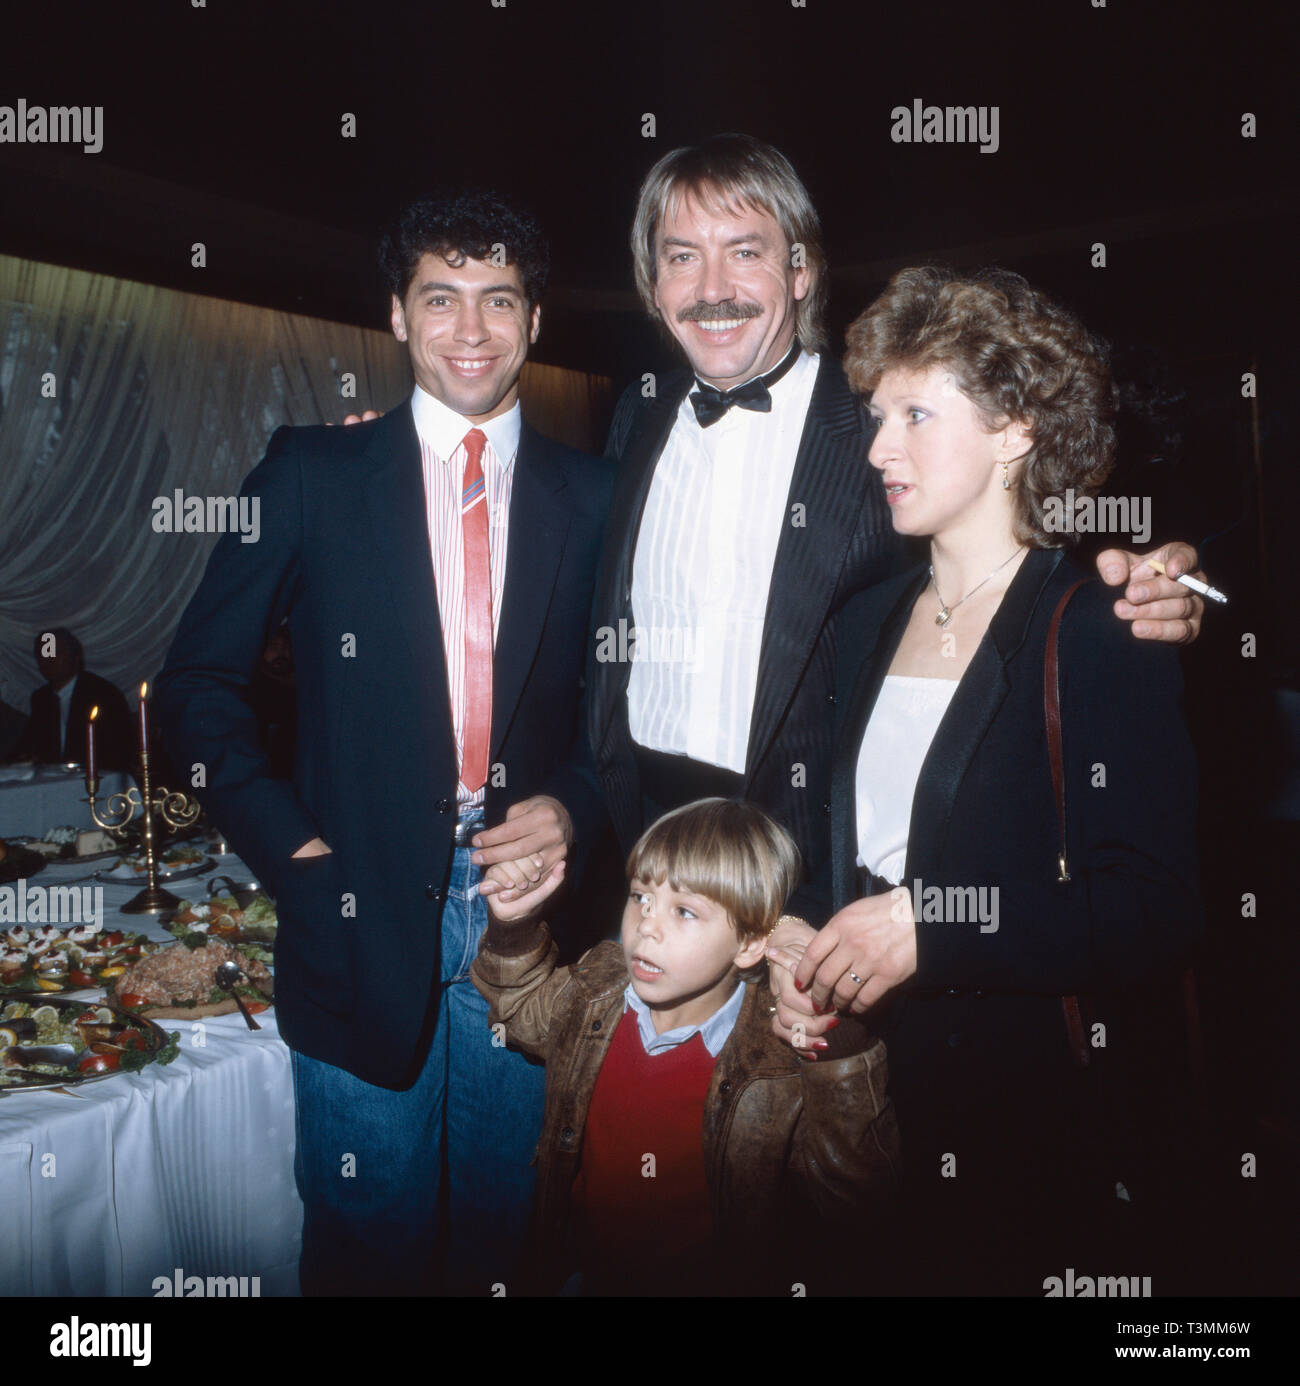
[454, 815, 483, 848]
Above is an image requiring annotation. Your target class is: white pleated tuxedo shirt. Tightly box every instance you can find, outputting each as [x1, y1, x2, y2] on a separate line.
[628, 348, 819, 774]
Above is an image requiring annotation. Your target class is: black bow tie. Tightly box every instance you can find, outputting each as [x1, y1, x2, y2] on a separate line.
[688, 341, 801, 428]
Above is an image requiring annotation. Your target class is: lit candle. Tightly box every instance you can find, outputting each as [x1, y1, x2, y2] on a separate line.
[138, 682, 150, 758]
[86, 706, 99, 787]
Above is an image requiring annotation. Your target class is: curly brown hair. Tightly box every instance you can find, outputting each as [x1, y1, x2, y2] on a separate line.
[843, 267, 1115, 547]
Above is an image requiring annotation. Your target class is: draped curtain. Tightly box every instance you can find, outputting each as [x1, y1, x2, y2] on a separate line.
[0, 254, 611, 714]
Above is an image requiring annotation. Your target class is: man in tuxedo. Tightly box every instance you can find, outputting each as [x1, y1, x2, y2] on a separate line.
[155, 190, 612, 1295]
[588, 134, 1208, 1034]
[7, 628, 133, 769]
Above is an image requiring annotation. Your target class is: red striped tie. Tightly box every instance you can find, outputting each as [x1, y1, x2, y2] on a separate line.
[460, 428, 492, 794]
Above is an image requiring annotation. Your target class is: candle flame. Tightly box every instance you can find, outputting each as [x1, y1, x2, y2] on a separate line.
[139, 681, 148, 700]
[89, 705, 99, 722]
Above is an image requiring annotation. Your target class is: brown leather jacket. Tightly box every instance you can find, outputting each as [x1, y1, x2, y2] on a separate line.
[472, 918, 901, 1294]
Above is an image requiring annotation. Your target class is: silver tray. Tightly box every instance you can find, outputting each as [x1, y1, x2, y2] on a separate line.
[11, 836, 132, 866]
[94, 856, 215, 885]
[0, 993, 171, 1095]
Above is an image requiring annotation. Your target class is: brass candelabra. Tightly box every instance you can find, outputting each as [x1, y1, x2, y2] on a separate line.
[86, 749, 201, 914]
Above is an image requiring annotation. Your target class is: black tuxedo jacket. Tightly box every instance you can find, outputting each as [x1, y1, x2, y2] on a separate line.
[829, 548, 1203, 1163]
[10, 670, 134, 771]
[155, 404, 613, 1088]
[588, 355, 901, 884]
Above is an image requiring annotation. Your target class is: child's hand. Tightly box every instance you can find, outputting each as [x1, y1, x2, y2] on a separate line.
[766, 916, 837, 1056]
[483, 859, 566, 924]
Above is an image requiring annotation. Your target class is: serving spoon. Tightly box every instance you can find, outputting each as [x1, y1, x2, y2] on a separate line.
[214, 961, 262, 1031]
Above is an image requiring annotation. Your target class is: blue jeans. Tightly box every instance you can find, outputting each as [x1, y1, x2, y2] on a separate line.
[292, 834, 547, 1295]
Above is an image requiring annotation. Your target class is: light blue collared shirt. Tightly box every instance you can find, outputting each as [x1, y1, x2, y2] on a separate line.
[623, 978, 746, 1058]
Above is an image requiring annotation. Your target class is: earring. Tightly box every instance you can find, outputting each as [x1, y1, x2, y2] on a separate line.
[1001, 461, 1010, 490]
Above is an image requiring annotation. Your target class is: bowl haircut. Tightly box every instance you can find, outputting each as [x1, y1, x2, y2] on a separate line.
[626, 797, 802, 945]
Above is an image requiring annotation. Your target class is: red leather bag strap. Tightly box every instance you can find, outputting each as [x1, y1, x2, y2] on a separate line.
[1045, 580, 1090, 884]
[1044, 578, 1204, 1085]
[1045, 579, 1090, 1068]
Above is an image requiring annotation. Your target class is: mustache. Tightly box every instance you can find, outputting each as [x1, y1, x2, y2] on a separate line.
[676, 302, 764, 324]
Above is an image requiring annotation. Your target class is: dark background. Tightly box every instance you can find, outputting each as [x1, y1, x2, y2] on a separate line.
[2, 0, 1297, 1295]
[3, 0, 1294, 625]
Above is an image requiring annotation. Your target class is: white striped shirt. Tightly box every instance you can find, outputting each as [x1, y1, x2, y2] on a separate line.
[627, 348, 819, 773]
[411, 385, 520, 809]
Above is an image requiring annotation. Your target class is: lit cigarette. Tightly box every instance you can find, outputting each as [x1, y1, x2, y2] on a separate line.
[1147, 558, 1228, 605]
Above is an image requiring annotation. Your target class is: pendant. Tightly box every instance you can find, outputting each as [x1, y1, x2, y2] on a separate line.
[935, 607, 951, 627]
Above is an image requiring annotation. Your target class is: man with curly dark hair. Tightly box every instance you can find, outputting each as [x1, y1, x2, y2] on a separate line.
[156, 188, 613, 1295]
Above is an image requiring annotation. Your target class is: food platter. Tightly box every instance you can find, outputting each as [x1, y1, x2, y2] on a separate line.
[95, 847, 215, 884]
[0, 993, 176, 1093]
[110, 935, 274, 1020]
[1, 924, 161, 995]
[163, 888, 276, 965]
[17, 825, 136, 866]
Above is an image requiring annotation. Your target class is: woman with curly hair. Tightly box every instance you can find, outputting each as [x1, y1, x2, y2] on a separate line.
[767, 267, 1203, 1293]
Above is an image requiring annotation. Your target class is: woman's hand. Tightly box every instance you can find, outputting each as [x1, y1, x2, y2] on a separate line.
[788, 888, 918, 1015]
[765, 917, 838, 1055]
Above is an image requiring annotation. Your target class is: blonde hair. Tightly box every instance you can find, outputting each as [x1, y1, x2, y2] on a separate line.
[626, 798, 801, 944]
[630, 134, 828, 354]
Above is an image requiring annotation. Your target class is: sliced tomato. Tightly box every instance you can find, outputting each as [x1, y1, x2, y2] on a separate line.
[101, 931, 124, 946]
[242, 1001, 269, 1015]
[116, 992, 147, 1009]
[78, 1052, 120, 1074]
[67, 970, 95, 988]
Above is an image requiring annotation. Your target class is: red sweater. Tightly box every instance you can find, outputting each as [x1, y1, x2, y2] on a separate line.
[571, 1007, 717, 1292]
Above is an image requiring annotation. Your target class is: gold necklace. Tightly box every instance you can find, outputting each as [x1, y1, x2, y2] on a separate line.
[930, 547, 1025, 627]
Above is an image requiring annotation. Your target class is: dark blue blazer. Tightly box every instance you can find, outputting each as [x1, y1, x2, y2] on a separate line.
[154, 403, 613, 1088]
[830, 548, 1203, 1162]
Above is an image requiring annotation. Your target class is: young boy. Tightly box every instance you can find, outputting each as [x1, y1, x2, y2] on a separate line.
[471, 797, 900, 1296]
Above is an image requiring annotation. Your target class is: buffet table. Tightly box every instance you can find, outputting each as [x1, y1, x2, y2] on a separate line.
[0, 848, 302, 1296]
[0, 765, 130, 840]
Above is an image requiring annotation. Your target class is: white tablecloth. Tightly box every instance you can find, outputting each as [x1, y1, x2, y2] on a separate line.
[0, 766, 130, 839]
[0, 849, 302, 1296]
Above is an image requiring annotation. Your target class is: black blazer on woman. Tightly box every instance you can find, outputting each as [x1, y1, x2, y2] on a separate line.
[830, 547, 1203, 1190]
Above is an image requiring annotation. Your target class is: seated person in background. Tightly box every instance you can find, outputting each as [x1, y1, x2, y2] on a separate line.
[6, 628, 134, 770]
[471, 797, 900, 1296]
